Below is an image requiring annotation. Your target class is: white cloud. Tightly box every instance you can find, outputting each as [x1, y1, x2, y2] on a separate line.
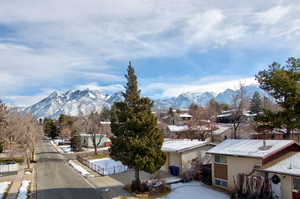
[4, 89, 55, 107]
[144, 77, 257, 98]
[257, 6, 291, 25]
[75, 82, 123, 93]
[1, 0, 300, 105]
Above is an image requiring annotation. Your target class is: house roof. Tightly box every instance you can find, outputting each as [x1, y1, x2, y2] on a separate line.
[258, 152, 300, 177]
[179, 113, 192, 118]
[213, 124, 231, 135]
[162, 139, 208, 153]
[207, 139, 294, 158]
[168, 125, 189, 132]
[100, 121, 111, 125]
[167, 125, 210, 132]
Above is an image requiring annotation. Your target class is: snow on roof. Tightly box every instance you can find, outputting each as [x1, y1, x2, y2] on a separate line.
[207, 139, 294, 158]
[168, 125, 209, 132]
[100, 121, 111, 125]
[213, 125, 231, 135]
[217, 113, 232, 118]
[261, 152, 300, 176]
[179, 113, 192, 118]
[162, 139, 208, 152]
[79, 133, 106, 137]
[168, 125, 189, 132]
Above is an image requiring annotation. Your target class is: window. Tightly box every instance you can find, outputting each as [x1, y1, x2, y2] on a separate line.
[215, 155, 227, 164]
[215, 178, 228, 187]
[293, 177, 300, 191]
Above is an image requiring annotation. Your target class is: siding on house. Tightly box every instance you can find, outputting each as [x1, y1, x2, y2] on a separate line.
[181, 148, 202, 170]
[168, 152, 181, 169]
[281, 175, 292, 199]
[161, 145, 213, 175]
[227, 156, 261, 190]
[211, 154, 261, 191]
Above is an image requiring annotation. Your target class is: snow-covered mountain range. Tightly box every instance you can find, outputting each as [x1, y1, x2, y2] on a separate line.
[24, 89, 123, 119]
[154, 85, 268, 110]
[24, 84, 268, 119]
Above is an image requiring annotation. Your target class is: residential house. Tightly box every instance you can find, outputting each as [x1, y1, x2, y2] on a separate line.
[216, 110, 256, 123]
[161, 139, 214, 176]
[80, 134, 111, 148]
[207, 139, 300, 199]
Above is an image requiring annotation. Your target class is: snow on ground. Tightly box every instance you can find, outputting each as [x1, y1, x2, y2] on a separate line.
[163, 177, 182, 184]
[158, 181, 229, 199]
[83, 147, 110, 152]
[88, 158, 128, 175]
[17, 180, 30, 199]
[0, 181, 10, 199]
[59, 145, 73, 153]
[68, 160, 92, 177]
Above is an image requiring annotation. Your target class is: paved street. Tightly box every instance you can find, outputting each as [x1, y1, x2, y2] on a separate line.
[36, 139, 101, 199]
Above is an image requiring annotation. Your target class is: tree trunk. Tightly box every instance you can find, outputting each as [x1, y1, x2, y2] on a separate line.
[93, 134, 98, 155]
[26, 150, 30, 169]
[94, 144, 98, 155]
[210, 123, 214, 142]
[31, 148, 35, 162]
[134, 168, 141, 189]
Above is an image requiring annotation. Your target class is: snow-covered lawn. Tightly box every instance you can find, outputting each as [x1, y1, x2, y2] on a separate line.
[17, 180, 30, 199]
[83, 147, 110, 152]
[0, 181, 11, 199]
[59, 145, 73, 153]
[88, 157, 128, 175]
[158, 181, 229, 199]
[68, 160, 92, 178]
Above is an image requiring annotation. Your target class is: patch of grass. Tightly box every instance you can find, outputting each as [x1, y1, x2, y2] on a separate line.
[0, 157, 24, 164]
[86, 152, 110, 160]
[123, 183, 171, 199]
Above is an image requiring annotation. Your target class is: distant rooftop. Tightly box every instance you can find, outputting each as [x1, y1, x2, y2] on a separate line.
[179, 113, 192, 118]
[162, 139, 208, 152]
[207, 139, 294, 158]
[168, 125, 189, 132]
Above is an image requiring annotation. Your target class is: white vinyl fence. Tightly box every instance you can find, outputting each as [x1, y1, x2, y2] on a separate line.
[0, 163, 19, 174]
[78, 156, 128, 176]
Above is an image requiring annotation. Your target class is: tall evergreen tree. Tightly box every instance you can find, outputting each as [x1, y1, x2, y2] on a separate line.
[250, 91, 262, 114]
[43, 118, 58, 139]
[255, 57, 300, 135]
[110, 62, 166, 191]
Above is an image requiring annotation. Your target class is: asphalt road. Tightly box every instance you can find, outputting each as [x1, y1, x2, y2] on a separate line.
[36, 139, 101, 199]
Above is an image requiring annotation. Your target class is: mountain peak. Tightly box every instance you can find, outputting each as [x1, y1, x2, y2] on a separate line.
[25, 88, 120, 119]
[25, 84, 267, 118]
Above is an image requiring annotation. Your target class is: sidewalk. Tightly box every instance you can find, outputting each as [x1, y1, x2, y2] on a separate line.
[74, 159, 132, 198]
[6, 166, 24, 199]
[2, 163, 36, 199]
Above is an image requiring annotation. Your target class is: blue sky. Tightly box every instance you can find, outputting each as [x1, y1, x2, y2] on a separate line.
[0, 0, 299, 106]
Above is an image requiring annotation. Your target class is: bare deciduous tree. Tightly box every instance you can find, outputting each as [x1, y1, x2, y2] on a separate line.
[231, 84, 247, 139]
[0, 101, 9, 152]
[6, 111, 42, 168]
[74, 112, 108, 155]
